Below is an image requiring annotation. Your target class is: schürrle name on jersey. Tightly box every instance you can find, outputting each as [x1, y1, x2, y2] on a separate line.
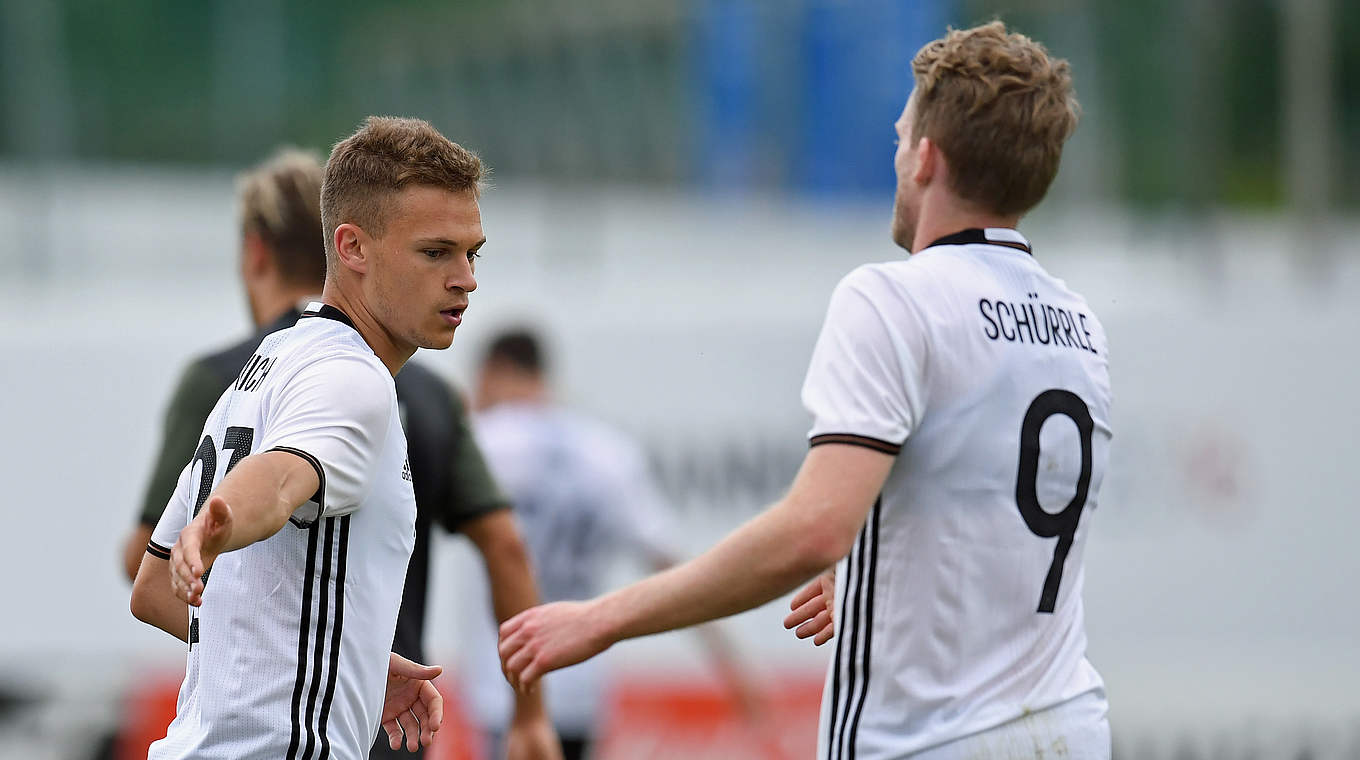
[977, 296, 1098, 355]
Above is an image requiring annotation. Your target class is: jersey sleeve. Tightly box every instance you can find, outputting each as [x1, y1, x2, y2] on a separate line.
[148, 462, 194, 559]
[436, 387, 511, 532]
[138, 360, 226, 527]
[258, 354, 396, 526]
[801, 266, 928, 454]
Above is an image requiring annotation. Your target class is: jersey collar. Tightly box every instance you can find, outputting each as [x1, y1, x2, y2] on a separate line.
[299, 301, 357, 330]
[926, 227, 1032, 255]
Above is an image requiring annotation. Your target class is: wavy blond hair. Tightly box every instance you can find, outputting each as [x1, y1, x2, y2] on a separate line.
[237, 148, 325, 287]
[910, 21, 1080, 215]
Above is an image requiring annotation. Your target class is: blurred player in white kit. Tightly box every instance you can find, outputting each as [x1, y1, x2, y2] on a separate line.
[498, 21, 1113, 760]
[465, 329, 767, 759]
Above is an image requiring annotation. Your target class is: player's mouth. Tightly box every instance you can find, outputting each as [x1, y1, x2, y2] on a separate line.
[440, 307, 465, 327]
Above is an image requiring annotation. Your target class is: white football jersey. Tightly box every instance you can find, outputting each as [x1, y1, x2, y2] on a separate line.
[147, 303, 416, 760]
[803, 229, 1111, 759]
[463, 403, 675, 735]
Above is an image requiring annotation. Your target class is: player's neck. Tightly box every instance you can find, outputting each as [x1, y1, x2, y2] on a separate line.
[911, 194, 1021, 254]
[251, 286, 316, 329]
[316, 286, 414, 377]
[248, 278, 313, 328]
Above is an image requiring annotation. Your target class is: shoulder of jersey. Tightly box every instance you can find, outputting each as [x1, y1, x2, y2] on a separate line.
[836, 256, 951, 299]
[281, 321, 394, 387]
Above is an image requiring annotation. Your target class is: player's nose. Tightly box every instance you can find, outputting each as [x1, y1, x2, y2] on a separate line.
[448, 259, 477, 293]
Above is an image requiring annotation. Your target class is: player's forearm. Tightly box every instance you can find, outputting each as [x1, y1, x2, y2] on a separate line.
[468, 513, 550, 717]
[593, 445, 889, 643]
[131, 556, 189, 642]
[211, 451, 319, 552]
[135, 602, 189, 642]
[595, 496, 836, 644]
[469, 513, 542, 623]
[647, 555, 748, 681]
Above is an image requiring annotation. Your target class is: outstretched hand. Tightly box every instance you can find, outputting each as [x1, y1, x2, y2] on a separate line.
[170, 495, 234, 606]
[381, 652, 444, 752]
[498, 600, 610, 693]
[783, 569, 835, 646]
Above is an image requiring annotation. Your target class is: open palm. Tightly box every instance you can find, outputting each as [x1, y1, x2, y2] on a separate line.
[381, 652, 444, 752]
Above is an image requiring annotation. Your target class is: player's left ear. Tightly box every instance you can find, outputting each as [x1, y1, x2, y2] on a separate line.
[333, 223, 369, 275]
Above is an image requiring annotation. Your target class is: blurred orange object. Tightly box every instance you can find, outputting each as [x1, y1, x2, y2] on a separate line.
[594, 672, 823, 760]
[112, 669, 180, 760]
[426, 676, 486, 760]
[114, 669, 486, 760]
[112, 668, 822, 759]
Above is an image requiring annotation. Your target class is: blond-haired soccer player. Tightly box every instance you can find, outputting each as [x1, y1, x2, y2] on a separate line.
[131, 117, 492, 759]
[499, 22, 1113, 759]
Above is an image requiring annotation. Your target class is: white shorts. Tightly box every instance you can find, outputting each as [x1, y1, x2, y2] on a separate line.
[908, 691, 1111, 760]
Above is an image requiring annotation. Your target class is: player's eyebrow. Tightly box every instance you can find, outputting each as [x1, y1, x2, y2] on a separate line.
[415, 237, 487, 249]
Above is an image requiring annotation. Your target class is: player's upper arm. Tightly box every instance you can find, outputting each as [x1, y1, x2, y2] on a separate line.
[801, 265, 928, 453]
[132, 466, 195, 643]
[131, 552, 188, 642]
[786, 442, 897, 566]
[138, 360, 224, 527]
[258, 355, 395, 525]
[438, 384, 510, 532]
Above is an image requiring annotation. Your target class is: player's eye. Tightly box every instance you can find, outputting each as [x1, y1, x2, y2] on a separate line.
[467, 250, 482, 264]
[423, 249, 446, 259]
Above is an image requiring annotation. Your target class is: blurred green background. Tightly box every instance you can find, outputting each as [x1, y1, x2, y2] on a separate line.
[2, 0, 1355, 208]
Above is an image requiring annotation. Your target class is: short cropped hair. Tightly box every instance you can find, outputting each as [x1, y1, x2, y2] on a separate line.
[320, 116, 485, 267]
[910, 21, 1079, 216]
[483, 329, 546, 375]
[236, 147, 326, 288]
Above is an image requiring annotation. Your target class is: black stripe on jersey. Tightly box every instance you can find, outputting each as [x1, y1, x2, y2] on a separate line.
[300, 303, 357, 330]
[824, 538, 855, 759]
[835, 526, 869, 760]
[810, 434, 902, 457]
[844, 499, 882, 758]
[287, 522, 322, 760]
[315, 514, 350, 760]
[926, 228, 1033, 255]
[146, 540, 172, 560]
[300, 517, 337, 760]
[270, 447, 327, 527]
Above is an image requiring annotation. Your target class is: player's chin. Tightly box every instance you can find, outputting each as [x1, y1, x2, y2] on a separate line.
[890, 214, 913, 250]
[416, 325, 457, 350]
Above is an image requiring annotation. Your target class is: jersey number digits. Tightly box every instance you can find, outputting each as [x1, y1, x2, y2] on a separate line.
[1014, 390, 1093, 614]
[190, 426, 256, 517]
[186, 426, 255, 646]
